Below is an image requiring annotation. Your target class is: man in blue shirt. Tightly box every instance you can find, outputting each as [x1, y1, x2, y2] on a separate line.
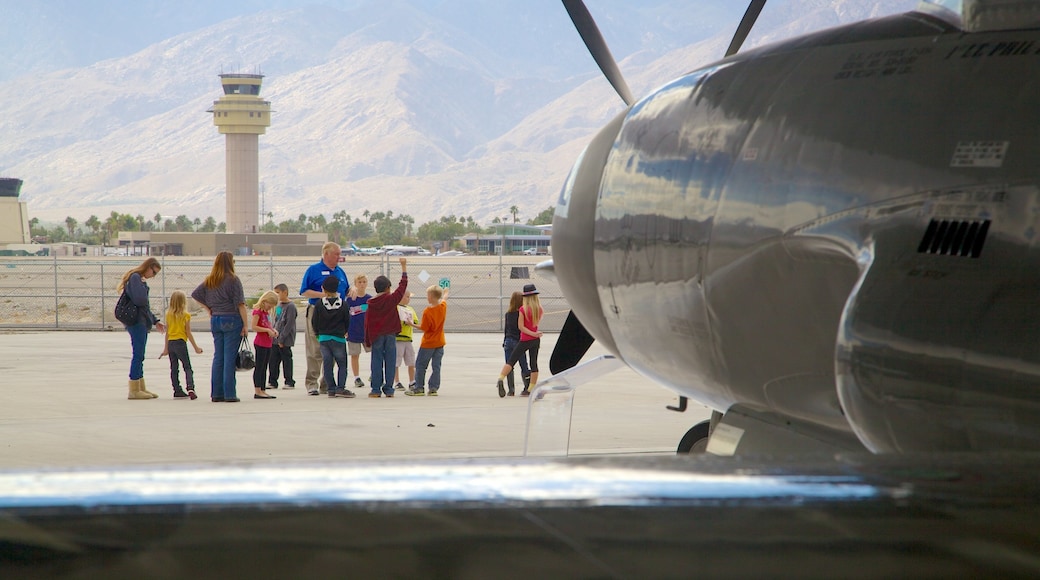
[299, 242, 351, 395]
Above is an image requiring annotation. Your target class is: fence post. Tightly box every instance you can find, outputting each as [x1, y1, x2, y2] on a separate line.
[100, 261, 106, 329]
[161, 254, 167, 313]
[269, 253, 274, 289]
[499, 236, 505, 331]
[53, 253, 59, 328]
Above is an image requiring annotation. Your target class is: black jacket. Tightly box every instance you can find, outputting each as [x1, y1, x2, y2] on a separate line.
[311, 296, 348, 338]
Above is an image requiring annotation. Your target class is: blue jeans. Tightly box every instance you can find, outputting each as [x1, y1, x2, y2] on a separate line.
[320, 340, 347, 394]
[126, 322, 149, 380]
[503, 337, 529, 377]
[210, 315, 243, 399]
[370, 334, 397, 395]
[415, 346, 443, 392]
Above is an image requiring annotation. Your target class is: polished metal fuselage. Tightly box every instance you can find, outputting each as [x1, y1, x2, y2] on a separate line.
[554, 10, 1040, 452]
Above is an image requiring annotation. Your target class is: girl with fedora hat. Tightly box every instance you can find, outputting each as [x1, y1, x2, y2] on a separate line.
[496, 284, 543, 397]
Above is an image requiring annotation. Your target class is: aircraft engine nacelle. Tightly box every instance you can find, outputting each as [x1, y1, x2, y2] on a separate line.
[554, 8, 1040, 454]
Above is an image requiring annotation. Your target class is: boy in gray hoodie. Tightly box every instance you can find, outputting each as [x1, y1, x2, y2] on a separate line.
[269, 283, 298, 389]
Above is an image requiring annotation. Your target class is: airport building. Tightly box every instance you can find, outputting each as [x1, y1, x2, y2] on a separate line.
[0, 178, 33, 251]
[456, 223, 551, 255]
[116, 231, 327, 257]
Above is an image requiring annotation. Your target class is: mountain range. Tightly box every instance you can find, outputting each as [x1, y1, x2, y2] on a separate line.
[0, 0, 919, 226]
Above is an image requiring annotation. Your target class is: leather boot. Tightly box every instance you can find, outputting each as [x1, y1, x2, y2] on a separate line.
[139, 377, 159, 398]
[128, 379, 151, 400]
[506, 371, 516, 396]
[522, 374, 531, 390]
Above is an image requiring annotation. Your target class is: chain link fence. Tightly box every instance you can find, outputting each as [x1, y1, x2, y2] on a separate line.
[0, 255, 563, 333]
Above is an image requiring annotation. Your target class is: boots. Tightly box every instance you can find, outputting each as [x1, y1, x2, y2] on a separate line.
[522, 374, 531, 390]
[506, 372, 516, 396]
[127, 379, 152, 400]
[139, 377, 159, 398]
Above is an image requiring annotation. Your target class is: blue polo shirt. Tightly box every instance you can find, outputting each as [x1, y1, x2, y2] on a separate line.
[300, 261, 348, 305]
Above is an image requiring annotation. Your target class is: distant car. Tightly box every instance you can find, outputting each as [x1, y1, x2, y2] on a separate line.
[436, 250, 465, 257]
[417, 248, 431, 256]
[386, 250, 404, 256]
[523, 247, 547, 256]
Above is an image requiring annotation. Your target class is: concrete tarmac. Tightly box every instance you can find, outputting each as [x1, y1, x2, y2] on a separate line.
[0, 331, 709, 468]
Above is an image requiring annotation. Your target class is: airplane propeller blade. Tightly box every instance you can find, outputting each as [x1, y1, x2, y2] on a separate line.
[562, 0, 635, 106]
[725, 0, 767, 57]
[550, 310, 597, 374]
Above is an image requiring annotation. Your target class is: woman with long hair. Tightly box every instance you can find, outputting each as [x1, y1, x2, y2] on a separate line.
[118, 257, 166, 399]
[496, 284, 543, 397]
[500, 291, 531, 397]
[191, 252, 249, 402]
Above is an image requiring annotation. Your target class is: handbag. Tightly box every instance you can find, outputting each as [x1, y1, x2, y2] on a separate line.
[113, 290, 139, 325]
[236, 336, 255, 370]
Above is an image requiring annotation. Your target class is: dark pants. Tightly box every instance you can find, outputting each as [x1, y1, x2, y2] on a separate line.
[503, 337, 529, 393]
[167, 339, 195, 391]
[253, 345, 272, 389]
[507, 338, 540, 373]
[269, 344, 294, 386]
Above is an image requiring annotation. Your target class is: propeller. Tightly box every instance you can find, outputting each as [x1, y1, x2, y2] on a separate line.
[550, 310, 596, 375]
[551, 0, 767, 374]
[725, 0, 768, 57]
[562, 0, 634, 106]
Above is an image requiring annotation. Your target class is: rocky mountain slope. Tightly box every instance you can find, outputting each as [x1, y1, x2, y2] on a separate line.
[0, 0, 918, 225]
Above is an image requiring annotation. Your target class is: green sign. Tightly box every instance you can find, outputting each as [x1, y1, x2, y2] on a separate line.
[439, 277, 450, 289]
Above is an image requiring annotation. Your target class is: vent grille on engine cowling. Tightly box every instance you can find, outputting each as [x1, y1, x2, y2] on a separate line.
[917, 219, 991, 258]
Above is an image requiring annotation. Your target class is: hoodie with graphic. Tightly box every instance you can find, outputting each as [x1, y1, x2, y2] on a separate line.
[310, 295, 349, 341]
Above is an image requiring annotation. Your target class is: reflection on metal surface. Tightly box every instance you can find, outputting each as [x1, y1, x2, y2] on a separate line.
[523, 356, 625, 457]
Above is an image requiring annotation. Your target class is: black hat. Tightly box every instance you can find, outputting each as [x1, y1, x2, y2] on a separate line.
[322, 276, 340, 293]
[522, 284, 538, 296]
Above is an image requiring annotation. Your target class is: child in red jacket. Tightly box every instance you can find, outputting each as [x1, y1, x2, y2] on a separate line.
[364, 258, 408, 397]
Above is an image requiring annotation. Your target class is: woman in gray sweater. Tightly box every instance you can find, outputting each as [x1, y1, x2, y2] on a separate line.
[191, 252, 249, 402]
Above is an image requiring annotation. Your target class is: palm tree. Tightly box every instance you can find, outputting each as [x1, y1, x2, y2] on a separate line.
[193, 217, 202, 231]
[85, 215, 101, 236]
[154, 212, 162, 230]
[65, 216, 77, 239]
[510, 205, 520, 223]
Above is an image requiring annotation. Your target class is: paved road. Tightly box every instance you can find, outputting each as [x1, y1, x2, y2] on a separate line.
[0, 331, 710, 468]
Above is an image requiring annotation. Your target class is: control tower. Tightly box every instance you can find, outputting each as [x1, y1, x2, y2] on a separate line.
[208, 73, 271, 234]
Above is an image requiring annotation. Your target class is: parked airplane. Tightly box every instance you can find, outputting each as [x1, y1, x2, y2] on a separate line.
[349, 242, 384, 255]
[548, 0, 1040, 455]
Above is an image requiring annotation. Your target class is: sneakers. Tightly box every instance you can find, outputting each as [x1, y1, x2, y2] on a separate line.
[283, 383, 295, 390]
[268, 383, 279, 390]
[187, 389, 197, 400]
[405, 387, 425, 396]
[329, 390, 356, 398]
[173, 389, 190, 399]
[394, 382, 405, 391]
[428, 389, 439, 396]
[308, 390, 319, 396]
[368, 392, 381, 398]
[354, 377, 365, 389]
[496, 379, 506, 398]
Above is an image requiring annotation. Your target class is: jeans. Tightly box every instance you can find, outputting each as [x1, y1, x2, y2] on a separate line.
[126, 322, 149, 380]
[370, 334, 397, 395]
[415, 346, 444, 392]
[167, 339, 195, 390]
[502, 337, 529, 377]
[210, 315, 243, 399]
[320, 340, 347, 394]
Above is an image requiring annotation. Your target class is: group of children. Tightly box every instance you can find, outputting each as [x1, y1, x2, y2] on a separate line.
[156, 263, 545, 401]
[309, 259, 449, 398]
